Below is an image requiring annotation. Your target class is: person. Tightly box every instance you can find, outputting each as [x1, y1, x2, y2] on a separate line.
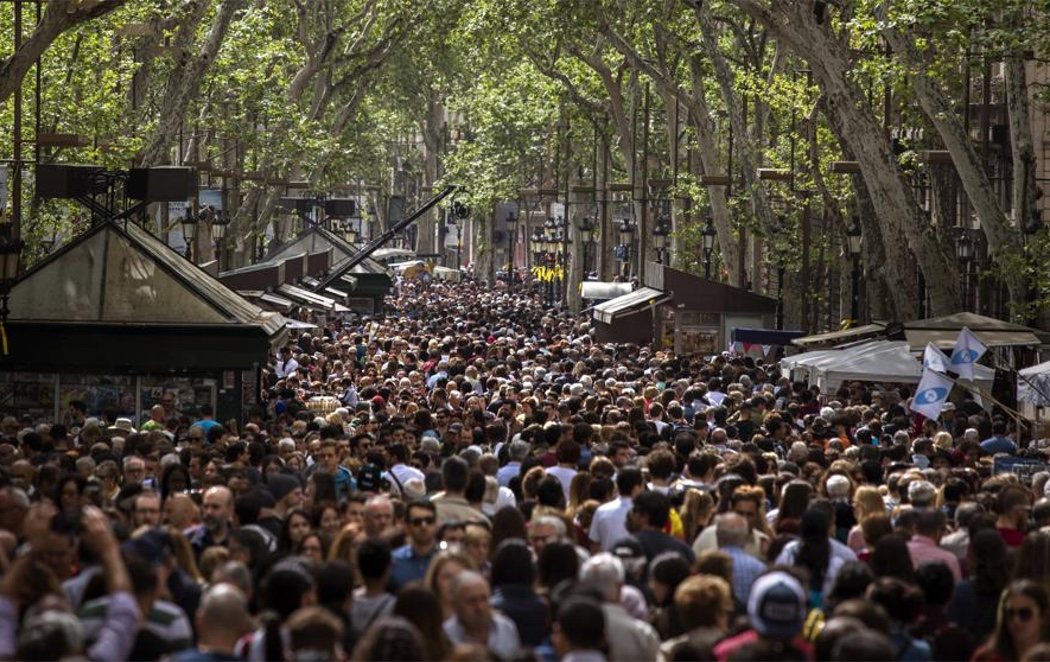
[775, 506, 852, 605]
[442, 570, 521, 658]
[424, 549, 477, 620]
[553, 597, 607, 662]
[389, 500, 439, 592]
[579, 552, 660, 661]
[351, 538, 395, 640]
[432, 456, 490, 526]
[490, 538, 547, 647]
[362, 495, 394, 538]
[317, 440, 357, 502]
[589, 468, 643, 553]
[866, 577, 931, 661]
[190, 405, 222, 437]
[171, 584, 253, 661]
[712, 570, 811, 661]
[188, 486, 234, 556]
[694, 485, 770, 560]
[628, 490, 694, 564]
[392, 585, 452, 661]
[657, 574, 733, 662]
[972, 580, 1050, 661]
[286, 605, 347, 661]
[714, 512, 767, 605]
[0, 504, 139, 661]
[997, 485, 1032, 548]
[980, 420, 1017, 455]
[907, 508, 962, 581]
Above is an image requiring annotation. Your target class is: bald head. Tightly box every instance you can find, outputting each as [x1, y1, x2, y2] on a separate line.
[715, 512, 749, 548]
[196, 584, 252, 649]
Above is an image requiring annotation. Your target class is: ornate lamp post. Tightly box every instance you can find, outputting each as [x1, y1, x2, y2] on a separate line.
[0, 224, 25, 342]
[505, 210, 517, 286]
[701, 217, 716, 279]
[617, 217, 637, 279]
[181, 213, 198, 261]
[956, 230, 974, 311]
[846, 219, 863, 323]
[577, 214, 596, 277]
[652, 217, 671, 265]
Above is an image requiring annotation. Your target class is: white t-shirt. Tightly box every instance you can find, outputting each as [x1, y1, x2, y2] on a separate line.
[588, 496, 633, 551]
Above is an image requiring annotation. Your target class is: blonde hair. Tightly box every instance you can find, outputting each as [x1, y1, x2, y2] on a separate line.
[933, 431, 954, 450]
[853, 485, 886, 521]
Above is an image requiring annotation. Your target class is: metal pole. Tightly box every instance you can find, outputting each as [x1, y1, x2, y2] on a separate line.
[851, 256, 861, 322]
[12, 0, 23, 242]
[777, 265, 785, 330]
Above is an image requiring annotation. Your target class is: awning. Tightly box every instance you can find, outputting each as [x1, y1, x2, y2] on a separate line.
[731, 328, 806, 346]
[286, 319, 318, 329]
[582, 281, 634, 301]
[792, 323, 887, 348]
[324, 287, 348, 299]
[593, 287, 670, 324]
[373, 247, 417, 261]
[905, 328, 1041, 349]
[276, 284, 350, 313]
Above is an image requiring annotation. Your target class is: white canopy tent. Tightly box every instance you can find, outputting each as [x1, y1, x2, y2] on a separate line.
[1018, 360, 1050, 406]
[783, 340, 995, 394]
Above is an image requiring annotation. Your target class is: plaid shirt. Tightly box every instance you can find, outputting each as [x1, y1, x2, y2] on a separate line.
[725, 545, 767, 605]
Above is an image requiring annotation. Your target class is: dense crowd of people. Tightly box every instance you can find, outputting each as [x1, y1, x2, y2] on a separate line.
[2, 275, 1050, 661]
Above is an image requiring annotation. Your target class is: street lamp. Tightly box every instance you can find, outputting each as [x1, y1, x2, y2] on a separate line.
[181, 212, 197, 260]
[0, 224, 25, 347]
[617, 217, 637, 279]
[846, 219, 863, 323]
[211, 211, 229, 242]
[506, 211, 517, 285]
[577, 215, 596, 276]
[956, 231, 974, 310]
[653, 218, 671, 264]
[701, 217, 716, 279]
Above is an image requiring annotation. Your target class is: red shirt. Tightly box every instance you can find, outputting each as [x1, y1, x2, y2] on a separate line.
[713, 630, 813, 662]
[998, 526, 1026, 548]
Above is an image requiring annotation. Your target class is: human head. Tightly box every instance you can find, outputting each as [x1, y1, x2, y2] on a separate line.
[404, 500, 437, 549]
[195, 583, 253, 651]
[747, 571, 807, 640]
[992, 580, 1050, 660]
[363, 495, 394, 537]
[675, 574, 733, 631]
[580, 553, 625, 603]
[449, 570, 491, 633]
[133, 491, 162, 529]
[202, 486, 233, 534]
[715, 512, 749, 548]
[552, 597, 605, 656]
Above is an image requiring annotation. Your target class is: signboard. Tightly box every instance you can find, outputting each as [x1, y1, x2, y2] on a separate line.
[993, 456, 1050, 484]
[199, 188, 223, 210]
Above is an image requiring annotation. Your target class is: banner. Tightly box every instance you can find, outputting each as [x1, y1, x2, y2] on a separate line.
[950, 326, 987, 380]
[923, 342, 952, 374]
[909, 367, 954, 420]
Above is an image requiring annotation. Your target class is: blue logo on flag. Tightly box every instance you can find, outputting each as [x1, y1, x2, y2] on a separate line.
[951, 349, 979, 364]
[916, 387, 948, 404]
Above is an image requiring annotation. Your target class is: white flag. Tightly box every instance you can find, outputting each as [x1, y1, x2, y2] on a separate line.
[923, 342, 952, 374]
[910, 368, 954, 420]
[949, 326, 987, 380]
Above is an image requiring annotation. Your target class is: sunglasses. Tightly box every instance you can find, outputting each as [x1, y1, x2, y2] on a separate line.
[1006, 607, 1035, 622]
[409, 516, 436, 526]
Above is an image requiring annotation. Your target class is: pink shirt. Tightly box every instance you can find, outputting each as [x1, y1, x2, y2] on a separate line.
[907, 534, 962, 581]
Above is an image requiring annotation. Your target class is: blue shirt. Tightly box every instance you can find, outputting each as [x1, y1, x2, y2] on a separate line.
[497, 462, 521, 488]
[980, 435, 1017, 455]
[390, 544, 437, 592]
[724, 545, 767, 605]
[333, 465, 357, 501]
[191, 419, 221, 435]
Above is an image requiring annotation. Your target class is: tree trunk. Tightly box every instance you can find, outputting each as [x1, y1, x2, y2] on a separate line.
[882, 22, 1022, 307]
[693, 2, 779, 240]
[0, 0, 128, 106]
[137, 0, 243, 167]
[730, 0, 958, 317]
[418, 93, 444, 256]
